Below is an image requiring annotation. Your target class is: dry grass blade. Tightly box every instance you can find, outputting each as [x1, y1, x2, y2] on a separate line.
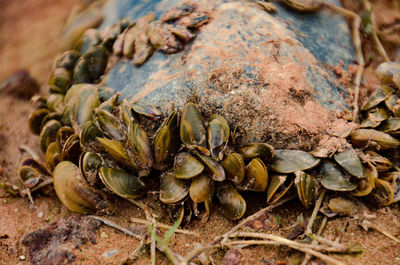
[302, 216, 328, 265]
[130, 217, 199, 236]
[362, 0, 390, 62]
[89, 215, 145, 240]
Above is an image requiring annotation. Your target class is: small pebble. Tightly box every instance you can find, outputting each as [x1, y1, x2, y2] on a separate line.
[19, 255, 26, 261]
[37, 212, 43, 218]
[100, 231, 108, 239]
[102, 249, 119, 258]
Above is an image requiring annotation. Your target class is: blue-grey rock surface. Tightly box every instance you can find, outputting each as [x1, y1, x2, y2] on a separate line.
[100, 0, 355, 150]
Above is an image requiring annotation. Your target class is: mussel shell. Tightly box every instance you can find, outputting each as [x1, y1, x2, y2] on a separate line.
[174, 152, 204, 179]
[270, 149, 320, 173]
[159, 172, 189, 204]
[48, 68, 72, 94]
[376, 62, 400, 88]
[39, 120, 62, 152]
[328, 197, 356, 215]
[349, 129, 400, 150]
[66, 84, 99, 130]
[127, 121, 153, 170]
[365, 151, 392, 172]
[180, 102, 207, 148]
[333, 147, 365, 178]
[189, 174, 214, 203]
[360, 107, 390, 128]
[294, 171, 316, 208]
[79, 151, 104, 187]
[196, 154, 225, 182]
[217, 183, 246, 221]
[153, 111, 180, 171]
[74, 28, 101, 54]
[350, 162, 376, 197]
[80, 121, 104, 149]
[237, 143, 275, 163]
[267, 174, 294, 204]
[167, 24, 194, 42]
[85, 45, 108, 82]
[30, 95, 48, 110]
[56, 126, 75, 150]
[207, 114, 230, 161]
[131, 101, 162, 119]
[98, 92, 119, 112]
[318, 160, 357, 191]
[378, 117, 400, 136]
[132, 33, 154, 66]
[99, 167, 146, 199]
[53, 161, 111, 214]
[41, 112, 62, 129]
[72, 57, 90, 84]
[98, 87, 114, 102]
[18, 166, 42, 184]
[280, 0, 322, 12]
[94, 109, 126, 141]
[384, 94, 398, 114]
[122, 25, 138, 58]
[61, 134, 82, 165]
[101, 23, 122, 48]
[221, 153, 245, 184]
[53, 50, 81, 71]
[380, 171, 400, 182]
[240, 158, 268, 192]
[120, 101, 134, 127]
[28, 108, 51, 135]
[46, 93, 65, 113]
[370, 178, 394, 206]
[45, 142, 62, 170]
[361, 85, 393, 111]
[97, 137, 138, 170]
[20, 158, 49, 175]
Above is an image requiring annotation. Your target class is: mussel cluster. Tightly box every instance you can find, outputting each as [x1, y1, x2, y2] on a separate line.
[19, 3, 400, 223]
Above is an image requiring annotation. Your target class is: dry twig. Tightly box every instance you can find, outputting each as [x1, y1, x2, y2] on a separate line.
[323, 2, 365, 122]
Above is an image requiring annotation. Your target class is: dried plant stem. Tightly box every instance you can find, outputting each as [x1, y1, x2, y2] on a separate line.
[89, 215, 145, 240]
[308, 234, 346, 250]
[130, 217, 198, 236]
[362, 0, 390, 62]
[31, 178, 53, 192]
[220, 195, 296, 243]
[228, 232, 351, 253]
[19, 145, 40, 161]
[301, 216, 328, 265]
[123, 239, 148, 265]
[306, 189, 326, 234]
[150, 220, 156, 265]
[180, 196, 295, 264]
[361, 219, 400, 244]
[323, 2, 365, 122]
[224, 235, 345, 265]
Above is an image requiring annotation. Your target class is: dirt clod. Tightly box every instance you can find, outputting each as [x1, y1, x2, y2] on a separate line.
[22, 216, 101, 265]
[0, 70, 39, 99]
[221, 249, 241, 265]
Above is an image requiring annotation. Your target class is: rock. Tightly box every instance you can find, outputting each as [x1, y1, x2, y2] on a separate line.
[22, 217, 101, 265]
[221, 249, 241, 265]
[0, 70, 39, 99]
[100, 0, 355, 150]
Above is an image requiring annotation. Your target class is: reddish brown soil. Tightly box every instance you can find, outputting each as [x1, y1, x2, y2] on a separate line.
[0, 0, 399, 265]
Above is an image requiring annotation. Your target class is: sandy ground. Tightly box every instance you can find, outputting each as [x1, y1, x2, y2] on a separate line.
[0, 0, 399, 264]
